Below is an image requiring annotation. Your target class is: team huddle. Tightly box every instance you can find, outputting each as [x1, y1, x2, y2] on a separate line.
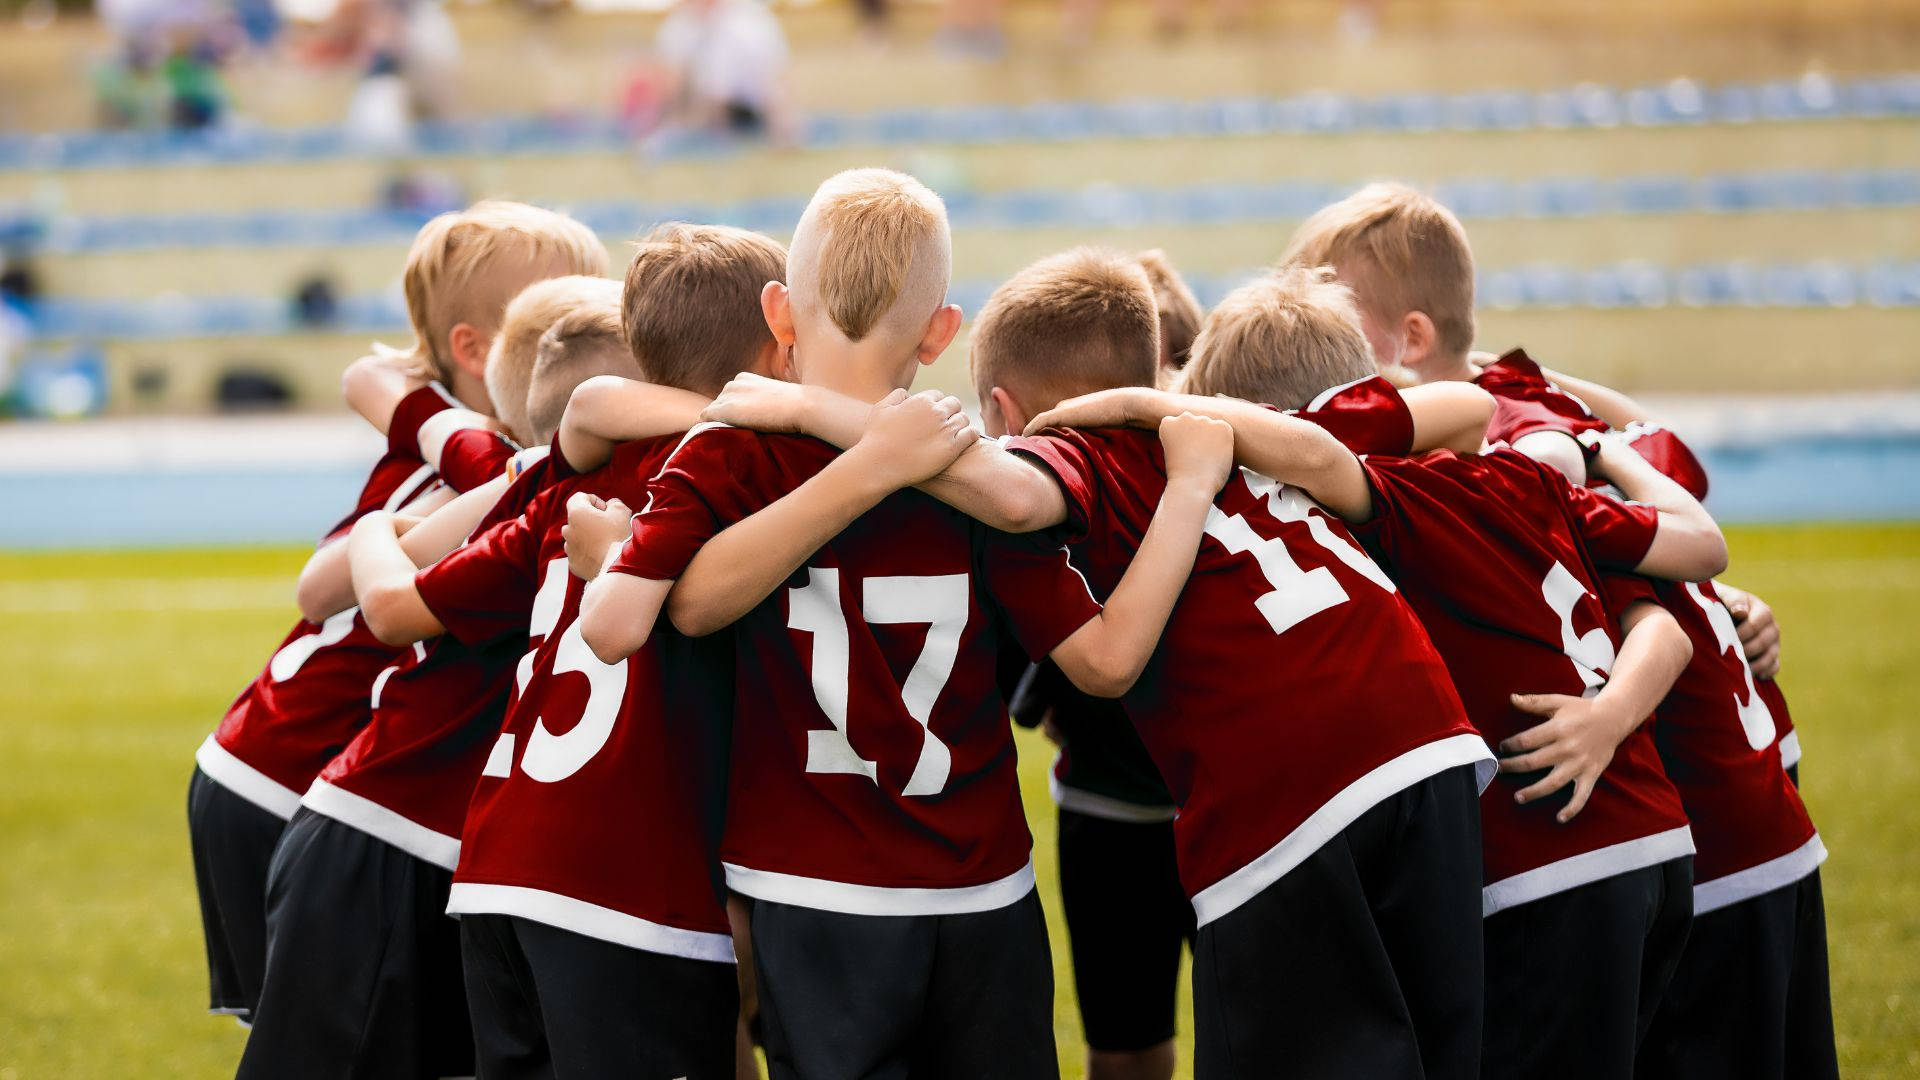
[185, 168, 1834, 1080]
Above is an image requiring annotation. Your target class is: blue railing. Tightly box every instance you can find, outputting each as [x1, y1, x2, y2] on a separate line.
[2, 71, 1915, 173]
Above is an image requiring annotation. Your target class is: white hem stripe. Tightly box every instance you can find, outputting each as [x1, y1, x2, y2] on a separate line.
[1482, 825, 1697, 917]
[195, 735, 302, 820]
[1693, 833, 1827, 916]
[445, 883, 736, 964]
[300, 779, 460, 870]
[1779, 730, 1803, 770]
[723, 861, 1036, 917]
[1190, 732, 1497, 928]
[1050, 775, 1178, 824]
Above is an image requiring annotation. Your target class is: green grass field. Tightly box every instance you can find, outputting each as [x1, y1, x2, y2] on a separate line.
[1, 524, 1916, 1078]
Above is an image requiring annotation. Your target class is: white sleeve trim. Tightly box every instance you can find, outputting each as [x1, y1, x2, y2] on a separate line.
[1483, 825, 1697, 917]
[381, 464, 438, 512]
[445, 882, 735, 964]
[1050, 775, 1177, 823]
[300, 778, 460, 870]
[722, 860, 1035, 917]
[1778, 729, 1803, 770]
[195, 735, 302, 820]
[1191, 732, 1497, 928]
[1693, 833, 1827, 916]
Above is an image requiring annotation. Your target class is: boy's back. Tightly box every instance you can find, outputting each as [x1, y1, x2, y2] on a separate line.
[616, 423, 1100, 906]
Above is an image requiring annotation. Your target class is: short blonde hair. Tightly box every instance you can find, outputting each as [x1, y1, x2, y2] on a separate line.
[399, 200, 609, 385]
[969, 248, 1160, 412]
[1280, 183, 1476, 361]
[1135, 249, 1204, 375]
[1180, 266, 1376, 411]
[486, 276, 621, 445]
[790, 168, 950, 344]
[622, 222, 788, 396]
[526, 303, 637, 447]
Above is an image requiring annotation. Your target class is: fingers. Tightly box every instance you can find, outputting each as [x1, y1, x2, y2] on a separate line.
[1514, 762, 1577, 805]
[1557, 775, 1597, 824]
[880, 388, 909, 407]
[1509, 692, 1573, 718]
[605, 498, 631, 517]
[1496, 748, 1554, 774]
[1022, 412, 1055, 436]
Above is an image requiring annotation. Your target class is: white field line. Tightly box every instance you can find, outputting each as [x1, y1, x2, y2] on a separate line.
[0, 577, 295, 615]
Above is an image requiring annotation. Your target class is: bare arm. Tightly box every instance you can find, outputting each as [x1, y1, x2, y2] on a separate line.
[701, 374, 1068, 534]
[666, 391, 976, 637]
[342, 349, 425, 435]
[297, 476, 508, 621]
[349, 511, 448, 646]
[1400, 382, 1497, 453]
[575, 547, 675, 665]
[1047, 414, 1231, 698]
[558, 376, 713, 472]
[417, 408, 499, 470]
[1539, 367, 1652, 430]
[1510, 429, 1589, 487]
[1022, 386, 1374, 520]
[1500, 600, 1692, 822]
[1589, 435, 1729, 581]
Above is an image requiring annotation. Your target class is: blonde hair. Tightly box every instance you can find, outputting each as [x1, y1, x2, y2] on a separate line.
[1135, 249, 1204, 375]
[790, 168, 951, 344]
[1280, 182, 1476, 361]
[526, 303, 637, 447]
[485, 276, 621, 445]
[397, 200, 609, 386]
[969, 248, 1160, 412]
[1180, 266, 1377, 411]
[622, 222, 788, 396]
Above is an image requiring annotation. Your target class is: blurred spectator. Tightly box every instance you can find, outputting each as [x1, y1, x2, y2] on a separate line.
[938, 0, 1005, 58]
[92, 0, 235, 131]
[655, 0, 795, 142]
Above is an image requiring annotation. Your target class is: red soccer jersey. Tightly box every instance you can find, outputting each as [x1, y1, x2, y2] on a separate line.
[440, 426, 520, 494]
[610, 424, 1102, 916]
[197, 383, 476, 817]
[1008, 378, 1491, 927]
[302, 444, 569, 868]
[1473, 356, 1819, 899]
[437, 436, 736, 962]
[1355, 448, 1695, 914]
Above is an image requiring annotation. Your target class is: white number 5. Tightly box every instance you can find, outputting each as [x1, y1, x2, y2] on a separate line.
[788, 569, 970, 797]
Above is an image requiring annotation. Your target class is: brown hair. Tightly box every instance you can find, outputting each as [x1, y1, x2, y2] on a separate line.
[397, 200, 608, 385]
[526, 303, 637, 447]
[969, 248, 1161, 412]
[792, 168, 951, 344]
[1180, 266, 1377, 411]
[1135, 249, 1204, 374]
[1280, 182, 1476, 361]
[622, 222, 788, 396]
[485, 275, 620, 445]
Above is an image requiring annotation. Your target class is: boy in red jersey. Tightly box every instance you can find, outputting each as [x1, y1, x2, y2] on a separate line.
[235, 267, 630, 1080]
[1426, 366, 1837, 1080]
[332, 225, 790, 1077]
[1032, 268, 1727, 1080]
[185, 202, 604, 1030]
[1281, 182, 1796, 774]
[567, 172, 1228, 1080]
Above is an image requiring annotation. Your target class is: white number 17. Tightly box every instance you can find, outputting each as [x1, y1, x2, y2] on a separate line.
[788, 569, 971, 797]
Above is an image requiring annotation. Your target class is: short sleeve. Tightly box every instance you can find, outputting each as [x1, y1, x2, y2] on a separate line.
[608, 429, 736, 583]
[1293, 375, 1416, 456]
[1622, 424, 1710, 501]
[1599, 570, 1659, 621]
[388, 382, 457, 460]
[439, 428, 517, 493]
[1003, 432, 1101, 540]
[415, 513, 544, 647]
[980, 529, 1104, 661]
[1563, 483, 1661, 569]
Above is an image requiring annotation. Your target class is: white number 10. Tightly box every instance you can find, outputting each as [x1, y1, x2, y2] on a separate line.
[788, 569, 970, 797]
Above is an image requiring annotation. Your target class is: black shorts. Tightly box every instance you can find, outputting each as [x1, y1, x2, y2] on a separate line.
[1056, 807, 1192, 1053]
[1482, 856, 1693, 1080]
[236, 808, 472, 1080]
[1192, 763, 1484, 1080]
[460, 912, 738, 1079]
[1637, 869, 1836, 1080]
[187, 765, 287, 1021]
[747, 889, 1058, 1079]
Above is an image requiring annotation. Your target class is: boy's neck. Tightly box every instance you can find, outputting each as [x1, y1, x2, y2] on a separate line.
[1418, 352, 1479, 384]
[796, 335, 916, 404]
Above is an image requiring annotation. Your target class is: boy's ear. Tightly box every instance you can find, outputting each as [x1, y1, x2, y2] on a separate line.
[756, 338, 796, 383]
[916, 304, 964, 367]
[447, 323, 490, 382]
[1400, 311, 1438, 370]
[987, 385, 1029, 439]
[761, 281, 797, 347]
